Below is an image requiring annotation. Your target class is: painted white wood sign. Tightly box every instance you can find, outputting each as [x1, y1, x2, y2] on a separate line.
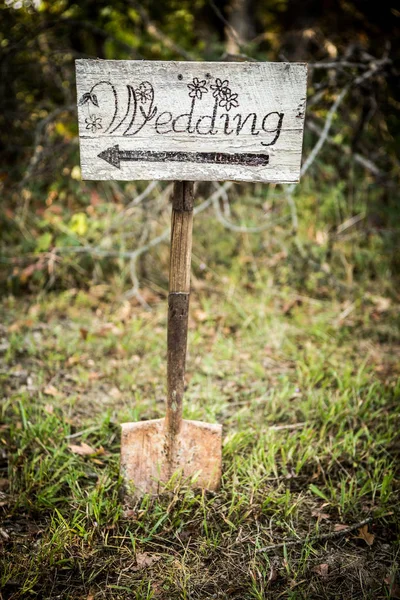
[76, 60, 307, 183]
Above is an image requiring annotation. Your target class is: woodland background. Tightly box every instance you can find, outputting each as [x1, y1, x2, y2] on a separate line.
[1, 1, 400, 600]
[1, 0, 399, 293]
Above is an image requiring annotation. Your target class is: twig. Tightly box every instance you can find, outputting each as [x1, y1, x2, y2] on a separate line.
[54, 246, 137, 259]
[291, 237, 347, 290]
[300, 60, 389, 179]
[66, 426, 99, 440]
[209, 0, 245, 52]
[127, 223, 151, 307]
[306, 120, 385, 177]
[213, 182, 232, 218]
[284, 188, 298, 232]
[311, 57, 390, 71]
[256, 516, 373, 553]
[281, 58, 389, 232]
[213, 194, 289, 233]
[268, 422, 306, 431]
[309, 61, 370, 70]
[220, 55, 387, 70]
[334, 302, 356, 325]
[337, 213, 365, 234]
[220, 52, 258, 62]
[123, 182, 233, 298]
[125, 180, 159, 210]
[20, 104, 75, 189]
[108, 180, 159, 232]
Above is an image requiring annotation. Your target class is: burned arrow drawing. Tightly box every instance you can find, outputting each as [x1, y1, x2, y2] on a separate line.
[98, 145, 269, 169]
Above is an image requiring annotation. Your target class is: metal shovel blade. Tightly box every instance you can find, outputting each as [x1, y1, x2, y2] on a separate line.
[120, 418, 222, 497]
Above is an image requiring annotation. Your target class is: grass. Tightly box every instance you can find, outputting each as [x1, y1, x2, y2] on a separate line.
[1, 231, 399, 598]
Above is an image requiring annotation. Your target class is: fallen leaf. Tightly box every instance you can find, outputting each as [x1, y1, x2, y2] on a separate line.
[44, 385, 59, 397]
[122, 509, 137, 519]
[118, 301, 132, 321]
[115, 344, 127, 357]
[151, 581, 163, 598]
[313, 563, 329, 578]
[268, 565, 278, 583]
[316, 230, 328, 245]
[134, 287, 159, 305]
[20, 262, 44, 283]
[90, 190, 101, 206]
[384, 574, 400, 598]
[238, 255, 253, 265]
[28, 304, 40, 317]
[193, 309, 207, 322]
[96, 323, 121, 337]
[67, 354, 85, 366]
[371, 295, 391, 313]
[0, 478, 9, 491]
[68, 442, 97, 456]
[88, 372, 102, 380]
[8, 319, 34, 332]
[282, 298, 302, 315]
[268, 250, 287, 267]
[89, 284, 109, 299]
[311, 510, 330, 520]
[44, 403, 54, 414]
[390, 585, 400, 599]
[133, 552, 161, 571]
[334, 523, 349, 532]
[354, 524, 374, 546]
[109, 387, 122, 399]
[289, 578, 307, 589]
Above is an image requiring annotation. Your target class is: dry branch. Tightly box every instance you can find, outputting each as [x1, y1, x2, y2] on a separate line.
[256, 516, 373, 553]
[213, 194, 289, 233]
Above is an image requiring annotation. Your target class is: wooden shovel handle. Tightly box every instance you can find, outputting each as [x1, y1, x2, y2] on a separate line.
[166, 181, 194, 437]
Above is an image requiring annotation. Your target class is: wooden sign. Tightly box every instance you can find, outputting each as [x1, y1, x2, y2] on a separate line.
[76, 60, 307, 183]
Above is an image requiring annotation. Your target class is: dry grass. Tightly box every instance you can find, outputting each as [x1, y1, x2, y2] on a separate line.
[1, 265, 399, 599]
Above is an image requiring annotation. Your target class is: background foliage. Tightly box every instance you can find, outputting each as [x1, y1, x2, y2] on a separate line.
[0, 0, 399, 296]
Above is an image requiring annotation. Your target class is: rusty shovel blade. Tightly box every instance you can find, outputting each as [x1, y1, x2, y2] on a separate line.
[120, 418, 222, 498]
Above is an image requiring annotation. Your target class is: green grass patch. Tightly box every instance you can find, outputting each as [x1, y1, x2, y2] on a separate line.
[0, 264, 399, 599]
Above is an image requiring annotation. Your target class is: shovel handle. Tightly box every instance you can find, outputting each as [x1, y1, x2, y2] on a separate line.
[166, 181, 194, 437]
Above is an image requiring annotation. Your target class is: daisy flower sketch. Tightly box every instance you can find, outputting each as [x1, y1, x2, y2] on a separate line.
[210, 78, 230, 100]
[187, 77, 209, 100]
[85, 115, 102, 133]
[135, 82, 153, 104]
[218, 89, 239, 112]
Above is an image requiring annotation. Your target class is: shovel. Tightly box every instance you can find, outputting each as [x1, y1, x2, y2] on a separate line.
[120, 181, 222, 498]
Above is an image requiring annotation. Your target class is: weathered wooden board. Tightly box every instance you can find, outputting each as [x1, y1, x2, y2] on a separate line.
[76, 60, 307, 183]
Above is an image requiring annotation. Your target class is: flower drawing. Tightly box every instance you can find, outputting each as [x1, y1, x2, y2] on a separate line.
[79, 92, 99, 107]
[210, 78, 230, 100]
[210, 78, 239, 111]
[218, 89, 239, 112]
[187, 77, 208, 100]
[135, 82, 153, 104]
[85, 115, 102, 133]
